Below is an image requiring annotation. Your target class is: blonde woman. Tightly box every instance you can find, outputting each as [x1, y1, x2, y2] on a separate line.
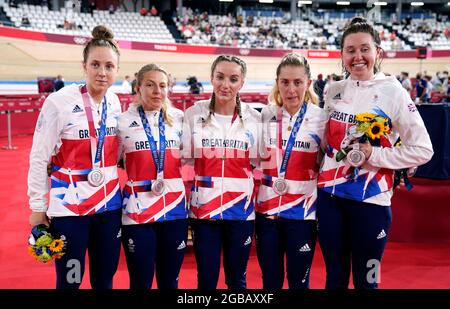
[256, 53, 327, 289]
[117, 64, 187, 289]
[182, 55, 260, 289]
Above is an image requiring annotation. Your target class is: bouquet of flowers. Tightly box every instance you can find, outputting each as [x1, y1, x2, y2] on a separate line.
[336, 112, 392, 164]
[27, 224, 66, 263]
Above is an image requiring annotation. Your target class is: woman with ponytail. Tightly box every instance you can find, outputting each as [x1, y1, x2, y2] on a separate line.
[182, 55, 261, 289]
[256, 53, 327, 289]
[317, 17, 433, 289]
[117, 64, 188, 289]
[28, 25, 123, 288]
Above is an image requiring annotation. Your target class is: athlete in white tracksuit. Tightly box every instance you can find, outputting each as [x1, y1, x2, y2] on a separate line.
[118, 64, 188, 289]
[182, 55, 260, 289]
[27, 26, 123, 289]
[316, 17, 433, 289]
[256, 53, 327, 289]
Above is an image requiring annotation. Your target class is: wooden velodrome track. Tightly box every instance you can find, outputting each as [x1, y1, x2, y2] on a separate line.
[0, 35, 449, 82]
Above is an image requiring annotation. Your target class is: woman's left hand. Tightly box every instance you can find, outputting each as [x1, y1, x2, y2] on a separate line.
[359, 140, 373, 160]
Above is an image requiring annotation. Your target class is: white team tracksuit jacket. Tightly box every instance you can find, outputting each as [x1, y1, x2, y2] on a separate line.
[182, 100, 261, 220]
[257, 103, 327, 220]
[318, 73, 434, 206]
[28, 84, 122, 216]
[117, 104, 187, 225]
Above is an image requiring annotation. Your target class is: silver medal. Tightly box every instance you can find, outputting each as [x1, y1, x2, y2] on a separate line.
[151, 179, 165, 196]
[347, 148, 366, 167]
[273, 178, 288, 196]
[87, 168, 104, 187]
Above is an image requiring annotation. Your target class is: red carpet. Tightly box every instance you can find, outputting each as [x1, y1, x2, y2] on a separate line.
[1, 135, 450, 289]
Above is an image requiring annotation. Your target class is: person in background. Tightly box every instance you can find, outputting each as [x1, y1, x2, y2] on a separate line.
[400, 72, 412, 94]
[313, 73, 326, 108]
[121, 75, 132, 94]
[317, 17, 433, 289]
[54, 75, 65, 92]
[182, 55, 260, 289]
[27, 25, 123, 289]
[256, 53, 327, 289]
[131, 72, 138, 95]
[118, 64, 188, 289]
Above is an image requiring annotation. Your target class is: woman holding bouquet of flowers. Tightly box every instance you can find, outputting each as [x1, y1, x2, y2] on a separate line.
[317, 16, 434, 289]
[256, 53, 327, 289]
[27, 25, 123, 289]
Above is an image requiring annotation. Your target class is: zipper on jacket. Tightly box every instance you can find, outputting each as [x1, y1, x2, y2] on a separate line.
[130, 179, 137, 209]
[219, 151, 225, 220]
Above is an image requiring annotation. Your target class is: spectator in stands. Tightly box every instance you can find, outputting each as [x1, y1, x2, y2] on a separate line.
[317, 17, 433, 289]
[256, 53, 327, 289]
[108, 4, 115, 15]
[182, 55, 260, 289]
[313, 73, 326, 108]
[27, 25, 123, 289]
[21, 14, 31, 27]
[117, 63, 188, 289]
[187, 76, 203, 94]
[121, 75, 132, 94]
[140, 7, 148, 17]
[150, 5, 158, 16]
[89, 1, 96, 16]
[54, 75, 65, 92]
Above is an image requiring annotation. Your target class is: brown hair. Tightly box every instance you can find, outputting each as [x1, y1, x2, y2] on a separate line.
[136, 63, 173, 126]
[269, 53, 318, 106]
[83, 25, 120, 64]
[340, 16, 383, 76]
[208, 55, 247, 125]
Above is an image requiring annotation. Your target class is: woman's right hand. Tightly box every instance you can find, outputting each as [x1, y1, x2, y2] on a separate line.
[29, 211, 50, 227]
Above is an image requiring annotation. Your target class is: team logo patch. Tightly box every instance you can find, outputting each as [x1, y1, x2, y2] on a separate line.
[72, 105, 83, 113]
[129, 121, 140, 127]
[333, 93, 341, 100]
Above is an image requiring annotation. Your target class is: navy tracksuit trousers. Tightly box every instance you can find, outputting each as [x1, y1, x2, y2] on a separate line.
[51, 209, 122, 289]
[191, 219, 254, 290]
[121, 219, 188, 289]
[255, 214, 317, 289]
[317, 190, 392, 289]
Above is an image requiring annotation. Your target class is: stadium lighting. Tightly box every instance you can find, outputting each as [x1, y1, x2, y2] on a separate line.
[410, 2, 424, 6]
[374, 1, 387, 5]
[298, 0, 313, 5]
[259, 0, 274, 3]
[219, 0, 233, 2]
[336, 1, 350, 5]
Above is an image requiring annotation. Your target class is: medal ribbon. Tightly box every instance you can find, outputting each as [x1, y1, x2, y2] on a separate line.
[80, 85, 107, 170]
[138, 105, 166, 180]
[276, 103, 307, 179]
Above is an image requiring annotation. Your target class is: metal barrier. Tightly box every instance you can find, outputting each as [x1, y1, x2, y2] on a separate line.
[0, 92, 269, 148]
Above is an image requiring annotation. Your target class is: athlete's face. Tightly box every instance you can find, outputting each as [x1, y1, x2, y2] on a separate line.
[83, 47, 119, 97]
[211, 61, 244, 105]
[277, 65, 311, 114]
[137, 70, 168, 112]
[342, 32, 381, 81]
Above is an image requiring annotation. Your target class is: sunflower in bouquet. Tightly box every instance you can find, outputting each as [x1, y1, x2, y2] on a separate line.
[336, 111, 392, 164]
[28, 224, 66, 263]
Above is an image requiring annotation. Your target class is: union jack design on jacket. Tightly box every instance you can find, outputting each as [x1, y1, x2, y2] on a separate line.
[118, 105, 187, 225]
[28, 84, 122, 216]
[182, 100, 261, 220]
[257, 103, 327, 220]
[318, 73, 433, 206]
